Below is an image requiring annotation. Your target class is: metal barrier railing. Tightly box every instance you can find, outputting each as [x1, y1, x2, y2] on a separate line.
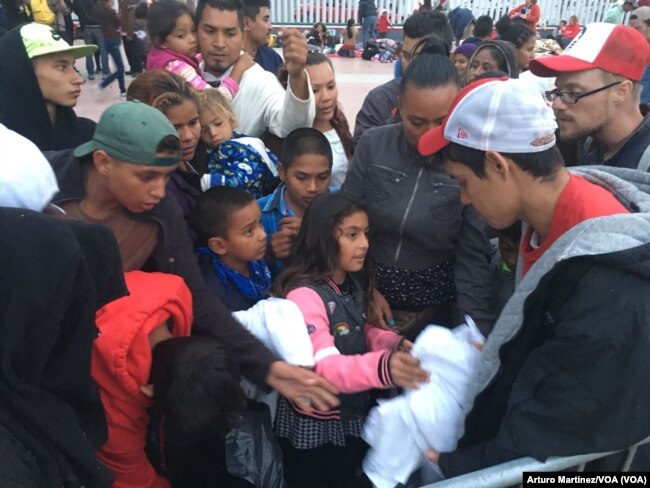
[421, 436, 650, 488]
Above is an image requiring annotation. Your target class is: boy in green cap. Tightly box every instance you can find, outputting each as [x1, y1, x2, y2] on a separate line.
[49, 100, 340, 417]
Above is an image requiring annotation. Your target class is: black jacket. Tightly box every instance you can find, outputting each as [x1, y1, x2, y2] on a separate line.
[581, 115, 650, 170]
[0, 208, 127, 488]
[353, 78, 400, 146]
[439, 167, 650, 475]
[48, 151, 280, 386]
[0, 24, 96, 151]
[71, 0, 99, 27]
[358, 0, 377, 22]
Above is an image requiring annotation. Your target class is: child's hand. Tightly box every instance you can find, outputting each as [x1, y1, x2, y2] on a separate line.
[398, 339, 413, 352]
[389, 351, 429, 389]
[230, 52, 255, 84]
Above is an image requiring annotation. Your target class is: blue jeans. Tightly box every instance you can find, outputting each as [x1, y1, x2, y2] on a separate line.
[100, 38, 126, 93]
[82, 26, 109, 76]
[361, 15, 377, 47]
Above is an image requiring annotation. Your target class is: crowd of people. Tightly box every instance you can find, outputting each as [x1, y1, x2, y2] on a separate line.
[1, 0, 650, 487]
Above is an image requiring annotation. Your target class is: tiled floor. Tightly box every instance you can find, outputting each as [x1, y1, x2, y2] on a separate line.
[74, 52, 394, 132]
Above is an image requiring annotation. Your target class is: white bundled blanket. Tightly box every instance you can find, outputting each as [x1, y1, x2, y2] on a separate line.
[233, 297, 315, 418]
[233, 297, 314, 367]
[362, 318, 485, 488]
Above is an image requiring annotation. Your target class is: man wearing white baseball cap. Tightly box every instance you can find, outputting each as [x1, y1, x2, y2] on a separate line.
[529, 22, 650, 170]
[417, 76, 650, 475]
[0, 22, 97, 151]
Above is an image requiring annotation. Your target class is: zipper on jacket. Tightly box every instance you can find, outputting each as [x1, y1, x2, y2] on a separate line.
[394, 166, 424, 263]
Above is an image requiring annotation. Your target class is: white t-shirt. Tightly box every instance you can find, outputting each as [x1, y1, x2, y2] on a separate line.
[323, 128, 349, 189]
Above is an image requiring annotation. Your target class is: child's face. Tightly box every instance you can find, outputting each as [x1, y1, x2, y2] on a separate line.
[199, 109, 234, 148]
[305, 62, 338, 125]
[279, 154, 332, 214]
[161, 13, 198, 58]
[333, 210, 369, 280]
[453, 53, 469, 78]
[516, 36, 536, 71]
[211, 201, 267, 269]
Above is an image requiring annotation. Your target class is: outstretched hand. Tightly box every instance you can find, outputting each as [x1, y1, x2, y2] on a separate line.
[266, 361, 340, 413]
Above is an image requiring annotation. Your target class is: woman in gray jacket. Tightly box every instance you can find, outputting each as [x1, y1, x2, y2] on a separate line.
[342, 50, 494, 338]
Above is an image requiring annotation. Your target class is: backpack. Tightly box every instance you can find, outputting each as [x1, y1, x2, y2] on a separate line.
[25, 0, 55, 25]
[361, 42, 379, 60]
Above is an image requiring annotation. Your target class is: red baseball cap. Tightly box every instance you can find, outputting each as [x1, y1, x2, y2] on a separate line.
[529, 22, 650, 81]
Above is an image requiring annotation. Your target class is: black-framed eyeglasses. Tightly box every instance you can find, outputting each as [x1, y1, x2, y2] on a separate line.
[545, 81, 622, 104]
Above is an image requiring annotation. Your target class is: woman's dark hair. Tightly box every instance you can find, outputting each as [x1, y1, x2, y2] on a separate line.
[127, 70, 199, 114]
[273, 193, 373, 303]
[468, 40, 520, 79]
[399, 50, 460, 97]
[346, 18, 355, 39]
[411, 35, 451, 58]
[305, 52, 354, 160]
[499, 22, 535, 49]
[146, 0, 193, 46]
[442, 142, 565, 179]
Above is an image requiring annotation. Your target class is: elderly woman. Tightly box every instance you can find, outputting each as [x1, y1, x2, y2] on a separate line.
[342, 50, 494, 338]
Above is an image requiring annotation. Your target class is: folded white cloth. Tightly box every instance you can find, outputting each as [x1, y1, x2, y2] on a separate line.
[233, 297, 314, 367]
[362, 317, 485, 488]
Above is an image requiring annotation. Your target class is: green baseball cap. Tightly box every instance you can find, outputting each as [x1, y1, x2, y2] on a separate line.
[21, 22, 97, 59]
[74, 101, 181, 166]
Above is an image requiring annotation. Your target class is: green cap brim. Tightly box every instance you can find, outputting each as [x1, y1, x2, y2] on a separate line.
[73, 140, 99, 158]
[32, 43, 98, 60]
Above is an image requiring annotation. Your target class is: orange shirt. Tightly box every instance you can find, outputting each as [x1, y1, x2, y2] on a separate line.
[521, 175, 630, 275]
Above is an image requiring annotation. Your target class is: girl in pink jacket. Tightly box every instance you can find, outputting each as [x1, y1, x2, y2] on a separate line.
[273, 192, 429, 487]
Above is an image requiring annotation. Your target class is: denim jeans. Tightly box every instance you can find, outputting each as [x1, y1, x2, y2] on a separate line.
[99, 38, 126, 93]
[82, 26, 108, 76]
[361, 15, 377, 47]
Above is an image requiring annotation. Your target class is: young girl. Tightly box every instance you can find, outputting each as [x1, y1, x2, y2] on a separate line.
[145, 0, 252, 99]
[197, 89, 279, 198]
[305, 52, 353, 188]
[466, 40, 519, 83]
[273, 192, 429, 487]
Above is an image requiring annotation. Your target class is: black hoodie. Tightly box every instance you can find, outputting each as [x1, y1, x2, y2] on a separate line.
[0, 208, 127, 487]
[0, 24, 96, 151]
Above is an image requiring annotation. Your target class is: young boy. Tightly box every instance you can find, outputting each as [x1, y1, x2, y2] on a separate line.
[194, 186, 271, 311]
[418, 77, 650, 475]
[0, 22, 97, 150]
[377, 10, 392, 38]
[257, 127, 334, 277]
[49, 101, 339, 416]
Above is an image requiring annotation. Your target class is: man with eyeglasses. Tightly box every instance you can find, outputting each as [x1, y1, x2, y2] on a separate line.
[530, 23, 650, 170]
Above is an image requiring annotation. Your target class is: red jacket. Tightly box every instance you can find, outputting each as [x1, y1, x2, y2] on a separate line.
[92, 271, 193, 488]
[509, 3, 541, 31]
[560, 23, 581, 39]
